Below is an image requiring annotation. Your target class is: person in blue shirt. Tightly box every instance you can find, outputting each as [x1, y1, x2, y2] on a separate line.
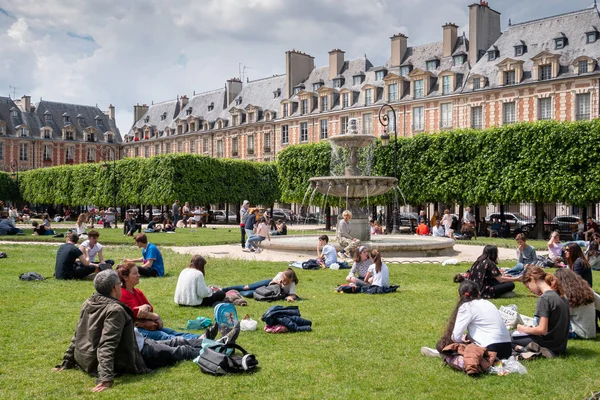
[317, 234, 338, 268]
[124, 233, 164, 277]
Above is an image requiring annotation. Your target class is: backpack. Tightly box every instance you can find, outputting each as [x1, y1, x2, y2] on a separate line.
[19, 272, 45, 281]
[302, 259, 321, 270]
[214, 303, 238, 331]
[253, 284, 284, 301]
[196, 343, 258, 376]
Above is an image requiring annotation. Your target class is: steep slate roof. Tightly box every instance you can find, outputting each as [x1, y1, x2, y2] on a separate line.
[130, 99, 180, 136]
[175, 88, 228, 124]
[34, 100, 121, 142]
[230, 74, 286, 115]
[468, 6, 600, 91]
[0, 96, 20, 136]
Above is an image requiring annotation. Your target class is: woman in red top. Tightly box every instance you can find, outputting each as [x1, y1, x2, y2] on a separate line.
[117, 262, 201, 341]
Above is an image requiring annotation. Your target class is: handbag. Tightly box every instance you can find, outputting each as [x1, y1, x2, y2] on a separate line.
[196, 343, 258, 375]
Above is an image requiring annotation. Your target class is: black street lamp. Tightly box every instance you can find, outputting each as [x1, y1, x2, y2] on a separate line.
[378, 103, 399, 234]
[100, 146, 118, 228]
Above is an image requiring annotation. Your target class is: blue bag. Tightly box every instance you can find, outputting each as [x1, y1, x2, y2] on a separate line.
[214, 303, 238, 331]
[186, 316, 212, 330]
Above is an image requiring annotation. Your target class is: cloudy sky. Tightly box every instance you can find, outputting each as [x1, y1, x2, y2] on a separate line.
[0, 0, 594, 136]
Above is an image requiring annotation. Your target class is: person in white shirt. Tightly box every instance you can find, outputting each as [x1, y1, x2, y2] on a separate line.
[363, 249, 390, 288]
[223, 268, 299, 302]
[317, 234, 338, 268]
[432, 220, 445, 237]
[79, 230, 114, 268]
[174, 255, 226, 307]
[429, 280, 512, 359]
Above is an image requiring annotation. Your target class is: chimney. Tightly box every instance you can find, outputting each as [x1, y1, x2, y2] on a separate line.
[179, 95, 189, 110]
[226, 78, 243, 106]
[108, 104, 115, 120]
[285, 50, 315, 98]
[469, 1, 501, 66]
[328, 49, 345, 80]
[443, 23, 458, 57]
[390, 33, 408, 67]
[20, 95, 31, 112]
[133, 103, 149, 123]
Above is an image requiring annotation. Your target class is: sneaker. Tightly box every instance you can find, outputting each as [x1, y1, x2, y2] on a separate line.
[242, 248, 251, 253]
[255, 248, 262, 254]
[218, 321, 240, 345]
[205, 322, 219, 340]
[420, 347, 441, 358]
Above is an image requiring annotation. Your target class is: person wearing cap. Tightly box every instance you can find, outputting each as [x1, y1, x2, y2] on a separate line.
[240, 200, 250, 249]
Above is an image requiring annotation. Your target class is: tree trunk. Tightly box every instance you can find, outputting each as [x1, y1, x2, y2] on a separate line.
[534, 202, 545, 240]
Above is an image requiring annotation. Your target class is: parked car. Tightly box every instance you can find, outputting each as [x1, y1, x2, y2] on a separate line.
[213, 210, 237, 223]
[298, 213, 319, 224]
[396, 212, 419, 231]
[144, 208, 165, 223]
[544, 215, 582, 237]
[485, 212, 535, 233]
[272, 208, 292, 222]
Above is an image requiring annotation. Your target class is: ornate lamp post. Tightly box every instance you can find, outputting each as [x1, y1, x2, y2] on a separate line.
[100, 146, 118, 228]
[378, 103, 399, 234]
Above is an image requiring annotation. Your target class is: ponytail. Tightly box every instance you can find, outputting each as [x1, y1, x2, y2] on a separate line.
[436, 280, 480, 352]
[370, 249, 382, 273]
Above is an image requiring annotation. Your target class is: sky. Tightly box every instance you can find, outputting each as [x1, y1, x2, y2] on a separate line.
[0, 0, 595, 136]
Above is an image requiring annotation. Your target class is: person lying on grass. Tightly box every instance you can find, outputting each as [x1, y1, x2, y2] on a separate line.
[512, 265, 570, 357]
[123, 233, 164, 277]
[53, 270, 239, 393]
[223, 268, 299, 302]
[421, 279, 512, 360]
[117, 262, 201, 341]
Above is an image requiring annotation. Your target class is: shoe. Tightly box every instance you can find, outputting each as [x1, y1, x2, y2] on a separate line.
[420, 347, 441, 358]
[205, 322, 219, 340]
[255, 248, 262, 253]
[242, 248, 251, 253]
[218, 321, 240, 345]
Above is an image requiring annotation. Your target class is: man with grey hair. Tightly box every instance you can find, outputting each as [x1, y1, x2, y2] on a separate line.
[240, 200, 250, 249]
[54, 270, 239, 392]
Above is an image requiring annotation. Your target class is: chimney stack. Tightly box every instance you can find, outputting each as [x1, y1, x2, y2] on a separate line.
[469, 1, 501, 66]
[133, 103, 149, 123]
[226, 78, 243, 107]
[20, 95, 31, 112]
[390, 33, 408, 67]
[179, 95, 189, 111]
[285, 50, 315, 98]
[328, 49, 345, 80]
[108, 104, 115, 120]
[443, 23, 458, 57]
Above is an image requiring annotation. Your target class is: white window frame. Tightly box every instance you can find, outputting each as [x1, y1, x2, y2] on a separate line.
[414, 80, 424, 99]
[365, 88, 373, 105]
[320, 119, 328, 139]
[503, 102, 516, 124]
[300, 122, 308, 142]
[538, 97, 552, 120]
[440, 103, 452, 128]
[576, 93, 591, 120]
[412, 106, 424, 131]
[471, 106, 482, 129]
[442, 76, 451, 95]
[362, 113, 373, 135]
[281, 125, 289, 144]
[388, 83, 398, 102]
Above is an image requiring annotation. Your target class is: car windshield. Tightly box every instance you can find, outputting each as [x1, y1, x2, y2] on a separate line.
[510, 212, 529, 220]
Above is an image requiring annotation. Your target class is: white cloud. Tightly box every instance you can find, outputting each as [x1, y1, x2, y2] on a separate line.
[0, 0, 593, 135]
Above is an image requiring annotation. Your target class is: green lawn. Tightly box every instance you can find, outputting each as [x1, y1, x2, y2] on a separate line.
[0, 243, 599, 399]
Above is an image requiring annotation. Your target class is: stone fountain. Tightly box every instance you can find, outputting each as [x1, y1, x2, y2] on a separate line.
[308, 118, 397, 241]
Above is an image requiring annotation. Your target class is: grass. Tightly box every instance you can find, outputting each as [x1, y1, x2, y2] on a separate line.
[0, 243, 599, 399]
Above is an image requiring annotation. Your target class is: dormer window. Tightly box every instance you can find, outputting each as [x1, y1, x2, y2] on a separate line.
[95, 116, 103, 128]
[353, 74, 364, 85]
[452, 55, 466, 66]
[586, 31, 598, 44]
[186, 107, 192, 115]
[488, 49, 499, 61]
[44, 111, 52, 123]
[333, 77, 344, 88]
[62, 113, 70, 124]
[10, 108, 18, 118]
[235, 97, 243, 106]
[514, 44, 526, 57]
[473, 77, 481, 90]
[399, 65, 412, 76]
[77, 115, 85, 125]
[414, 79, 424, 99]
[554, 35, 567, 50]
[293, 87, 302, 95]
[312, 82, 323, 91]
[144, 116, 150, 123]
[364, 88, 373, 105]
[579, 60, 589, 74]
[19, 127, 28, 137]
[273, 88, 281, 98]
[248, 112, 255, 123]
[106, 133, 114, 143]
[539, 64, 552, 81]
[425, 59, 438, 71]
[208, 102, 214, 111]
[160, 113, 166, 121]
[505, 70, 516, 85]
[375, 70, 386, 81]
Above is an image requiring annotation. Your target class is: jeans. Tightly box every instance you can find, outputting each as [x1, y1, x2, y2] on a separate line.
[246, 235, 265, 250]
[223, 279, 271, 297]
[490, 281, 515, 298]
[244, 229, 254, 248]
[71, 264, 97, 279]
[173, 214, 179, 226]
[137, 326, 201, 341]
[504, 262, 525, 276]
[140, 337, 203, 369]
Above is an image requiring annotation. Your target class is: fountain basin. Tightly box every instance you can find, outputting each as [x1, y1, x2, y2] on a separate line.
[328, 134, 377, 148]
[261, 234, 457, 257]
[308, 176, 398, 198]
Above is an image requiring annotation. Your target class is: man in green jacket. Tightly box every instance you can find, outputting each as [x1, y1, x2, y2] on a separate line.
[54, 270, 237, 392]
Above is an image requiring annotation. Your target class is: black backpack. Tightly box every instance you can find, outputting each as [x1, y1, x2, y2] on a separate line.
[301, 259, 321, 270]
[253, 284, 284, 301]
[19, 272, 45, 281]
[196, 343, 258, 376]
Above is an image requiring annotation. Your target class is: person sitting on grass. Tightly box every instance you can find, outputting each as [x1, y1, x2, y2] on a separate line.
[42, 213, 52, 229]
[32, 220, 55, 236]
[421, 280, 512, 359]
[79, 230, 114, 269]
[161, 218, 175, 232]
[73, 213, 87, 239]
[512, 265, 570, 357]
[554, 268, 599, 339]
[53, 270, 238, 393]
[316, 234, 337, 268]
[123, 212, 141, 236]
[363, 249, 390, 289]
[174, 255, 226, 307]
[564, 242, 593, 288]
[586, 240, 600, 270]
[454, 245, 520, 299]
[271, 219, 288, 236]
[54, 233, 101, 280]
[415, 218, 430, 235]
[123, 233, 164, 277]
[503, 233, 537, 276]
[346, 245, 371, 286]
[432, 220, 445, 237]
[117, 262, 201, 340]
[144, 217, 161, 233]
[223, 268, 299, 302]
[0, 214, 22, 235]
[547, 230, 564, 264]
